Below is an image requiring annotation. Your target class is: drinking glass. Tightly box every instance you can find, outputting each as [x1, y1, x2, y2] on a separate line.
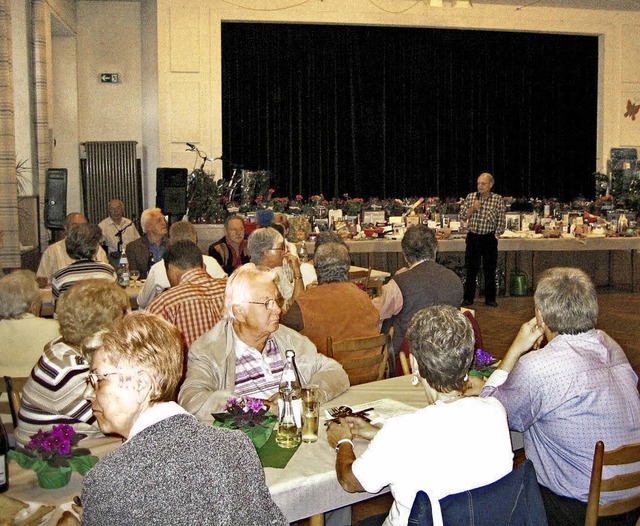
[130, 270, 141, 287]
[301, 385, 319, 443]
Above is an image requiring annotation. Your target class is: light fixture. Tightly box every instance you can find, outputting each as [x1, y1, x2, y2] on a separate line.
[430, 0, 444, 6]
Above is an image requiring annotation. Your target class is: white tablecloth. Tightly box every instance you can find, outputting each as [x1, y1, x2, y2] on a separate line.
[4, 376, 522, 524]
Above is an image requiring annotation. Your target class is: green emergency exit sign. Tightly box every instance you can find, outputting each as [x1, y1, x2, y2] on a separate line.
[100, 73, 119, 83]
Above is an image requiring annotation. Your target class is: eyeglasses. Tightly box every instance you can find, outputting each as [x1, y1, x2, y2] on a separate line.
[245, 298, 279, 310]
[86, 372, 120, 389]
[268, 246, 285, 251]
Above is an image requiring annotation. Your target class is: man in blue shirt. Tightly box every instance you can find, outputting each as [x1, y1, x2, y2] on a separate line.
[473, 267, 640, 526]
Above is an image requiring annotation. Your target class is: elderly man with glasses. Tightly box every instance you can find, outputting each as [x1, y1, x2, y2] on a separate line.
[178, 263, 349, 421]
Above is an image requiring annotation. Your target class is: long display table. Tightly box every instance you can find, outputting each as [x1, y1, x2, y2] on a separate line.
[194, 224, 640, 293]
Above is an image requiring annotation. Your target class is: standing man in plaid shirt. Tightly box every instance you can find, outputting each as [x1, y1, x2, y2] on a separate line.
[147, 240, 226, 350]
[460, 173, 506, 307]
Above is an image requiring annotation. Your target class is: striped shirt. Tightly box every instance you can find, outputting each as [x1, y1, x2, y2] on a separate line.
[15, 338, 103, 447]
[51, 260, 116, 304]
[147, 268, 226, 349]
[233, 336, 285, 399]
[460, 192, 506, 236]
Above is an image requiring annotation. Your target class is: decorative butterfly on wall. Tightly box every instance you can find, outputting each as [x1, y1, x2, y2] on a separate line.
[624, 100, 639, 120]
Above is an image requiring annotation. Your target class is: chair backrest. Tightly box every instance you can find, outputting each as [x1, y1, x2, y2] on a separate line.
[408, 459, 547, 526]
[585, 440, 640, 526]
[1, 376, 28, 435]
[348, 267, 372, 295]
[326, 328, 392, 386]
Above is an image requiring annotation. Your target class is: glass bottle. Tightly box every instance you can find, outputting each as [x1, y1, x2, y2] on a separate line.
[0, 419, 9, 493]
[117, 253, 130, 287]
[276, 350, 302, 448]
[298, 241, 308, 263]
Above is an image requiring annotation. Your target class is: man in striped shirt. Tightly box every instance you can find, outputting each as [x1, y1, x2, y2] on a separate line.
[179, 264, 349, 422]
[147, 240, 226, 350]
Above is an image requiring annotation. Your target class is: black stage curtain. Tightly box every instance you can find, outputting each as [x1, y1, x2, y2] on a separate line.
[221, 23, 597, 201]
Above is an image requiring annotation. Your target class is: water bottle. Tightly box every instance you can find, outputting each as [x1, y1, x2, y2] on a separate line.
[117, 253, 130, 287]
[276, 350, 302, 448]
[0, 419, 9, 493]
[297, 241, 308, 263]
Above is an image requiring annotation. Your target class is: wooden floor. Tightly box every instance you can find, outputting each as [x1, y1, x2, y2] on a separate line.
[298, 290, 640, 526]
[473, 290, 640, 381]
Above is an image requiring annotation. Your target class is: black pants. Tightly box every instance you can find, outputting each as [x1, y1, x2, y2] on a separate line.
[464, 231, 498, 303]
[539, 484, 640, 526]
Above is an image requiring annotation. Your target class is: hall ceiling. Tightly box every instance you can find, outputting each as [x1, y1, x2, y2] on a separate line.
[471, 0, 640, 10]
[78, 0, 640, 7]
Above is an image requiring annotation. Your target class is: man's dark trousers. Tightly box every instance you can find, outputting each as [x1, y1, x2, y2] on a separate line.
[464, 231, 498, 303]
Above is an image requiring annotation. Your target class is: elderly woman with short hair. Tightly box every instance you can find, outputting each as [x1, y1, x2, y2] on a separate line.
[281, 243, 380, 355]
[16, 279, 128, 446]
[81, 312, 287, 526]
[51, 223, 116, 305]
[247, 226, 303, 311]
[327, 305, 513, 526]
[0, 270, 60, 376]
[179, 263, 349, 421]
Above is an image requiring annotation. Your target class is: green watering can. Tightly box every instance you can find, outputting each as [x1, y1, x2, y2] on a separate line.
[510, 270, 529, 297]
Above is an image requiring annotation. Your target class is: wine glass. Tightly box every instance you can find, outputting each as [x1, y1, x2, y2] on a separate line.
[130, 270, 141, 287]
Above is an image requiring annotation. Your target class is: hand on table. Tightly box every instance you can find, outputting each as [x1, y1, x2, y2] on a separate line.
[263, 393, 280, 414]
[343, 416, 379, 441]
[326, 418, 354, 448]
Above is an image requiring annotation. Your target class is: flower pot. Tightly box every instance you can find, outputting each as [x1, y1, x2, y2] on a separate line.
[35, 465, 72, 489]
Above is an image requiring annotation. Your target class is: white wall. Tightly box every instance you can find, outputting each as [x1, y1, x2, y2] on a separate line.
[76, 2, 143, 149]
[51, 33, 80, 212]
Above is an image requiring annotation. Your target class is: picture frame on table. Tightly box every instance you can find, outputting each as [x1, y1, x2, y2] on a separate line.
[505, 212, 521, 232]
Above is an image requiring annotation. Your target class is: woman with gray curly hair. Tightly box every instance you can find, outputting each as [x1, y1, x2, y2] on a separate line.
[327, 305, 513, 526]
[51, 223, 116, 306]
[15, 279, 129, 447]
[0, 270, 60, 376]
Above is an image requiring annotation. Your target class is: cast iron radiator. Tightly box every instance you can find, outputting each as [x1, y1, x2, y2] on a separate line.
[81, 141, 142, 225]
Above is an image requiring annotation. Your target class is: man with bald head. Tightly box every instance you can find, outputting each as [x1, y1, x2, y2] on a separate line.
[460, 172, 506, 307]
[125, 208, 168, 279]
[99, 199, 140, 261]
[37, 213, 109, 285]
[137, 221, 226, 309]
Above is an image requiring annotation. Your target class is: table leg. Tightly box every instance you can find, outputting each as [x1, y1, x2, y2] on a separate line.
[632, 249, 636, 293]
[309, 513, 325, 526]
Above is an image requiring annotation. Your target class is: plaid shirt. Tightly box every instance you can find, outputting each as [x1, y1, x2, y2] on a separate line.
[460, 191, 506, 236]
[233, 336, 285, 399]
[147, 268, 226, 349]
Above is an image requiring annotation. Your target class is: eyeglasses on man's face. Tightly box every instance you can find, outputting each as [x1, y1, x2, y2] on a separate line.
[86, 372, 120, 389]
[244, 298, 279, 311]
[268, 245, 285, 251]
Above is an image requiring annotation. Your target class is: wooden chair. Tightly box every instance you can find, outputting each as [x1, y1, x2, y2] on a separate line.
[408, 459, 547, 525]
[1, 376, 28, 438]
[326, 328, 393, 386]
[585, 440, 640, 526]
[348, 267, 372, 295]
